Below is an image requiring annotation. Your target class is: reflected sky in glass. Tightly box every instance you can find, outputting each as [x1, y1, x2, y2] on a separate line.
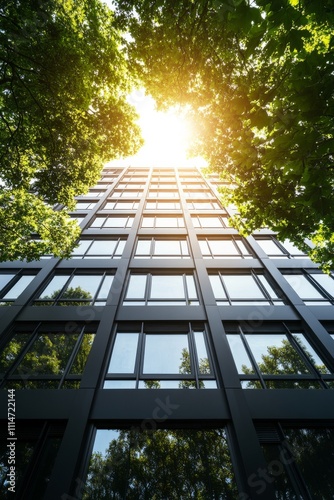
[143, 334, 189, 373]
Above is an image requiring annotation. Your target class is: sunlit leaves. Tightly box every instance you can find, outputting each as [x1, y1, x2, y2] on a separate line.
[0, 0, 143, 261]
[113, 0, 334, 271]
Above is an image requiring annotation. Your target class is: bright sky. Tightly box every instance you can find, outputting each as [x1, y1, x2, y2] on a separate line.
[108, 89, 206, 168]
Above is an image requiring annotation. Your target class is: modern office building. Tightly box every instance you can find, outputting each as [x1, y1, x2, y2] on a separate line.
[1, 164, 334, 499]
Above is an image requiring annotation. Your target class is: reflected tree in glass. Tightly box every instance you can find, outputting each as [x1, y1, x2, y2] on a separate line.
[241, 336, 321, 389]
[283, 427, 334, 499]
[83, 428, 238, 499]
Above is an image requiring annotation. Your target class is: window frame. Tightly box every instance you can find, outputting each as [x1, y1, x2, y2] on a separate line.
[123, 272, 199, 306]
[33, 270, 114, 306]
[0, 323, 97, 389]
[225, 322, 334, 389]
[134, 238, 190, 259]
[104, 322, 217, 389]
[70, 238, 126, 259]
[209, 271, 285, 306]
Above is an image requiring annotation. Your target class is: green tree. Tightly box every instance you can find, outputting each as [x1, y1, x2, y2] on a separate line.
[0, 0, 142, 261]
[242, 337, 328, 389]
[114, 0, 334, 271]
[0, 325, 95, 389]
[83, 428, 238, 499]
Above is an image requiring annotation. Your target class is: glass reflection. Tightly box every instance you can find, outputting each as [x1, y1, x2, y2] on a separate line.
[84, 428, 238, 499]
[143, 334, 189, 373]
[246, 334, 311, 375]
[283, 427, 334, 499]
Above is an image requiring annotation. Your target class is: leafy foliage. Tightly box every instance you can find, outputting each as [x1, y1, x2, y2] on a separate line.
[113, 0, 334, 271]
[0, 0, 142, 261]
[83, 428, 237, 499]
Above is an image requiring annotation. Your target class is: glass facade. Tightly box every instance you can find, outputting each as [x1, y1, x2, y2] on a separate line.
[0, 165, 333, 499]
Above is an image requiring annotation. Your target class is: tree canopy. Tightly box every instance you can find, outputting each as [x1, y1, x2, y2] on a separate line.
[84, 428, 237, 499]
[113, 0, 334, 271]
[0, 0, 142, 261]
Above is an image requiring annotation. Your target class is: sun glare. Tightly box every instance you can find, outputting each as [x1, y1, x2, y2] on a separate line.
[109, 90, 206, 168]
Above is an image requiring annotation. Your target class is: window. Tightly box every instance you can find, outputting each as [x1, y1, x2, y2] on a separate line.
[187, 200, 221, 210]
[145, 200, 181, 210]
[102, 200, 139, 210]
[261, 426, 334, 499]
[90, 216, 134, 228]
[141, 216, 185, 228]
[0, 422, 65, 499]
[0, 323, 96, 389]
[255, 237, 308, 258]
[134, 238, 190, 258]
[75, 201, 97, 210]
[104, 323, 216, 389]
[199, 237, 253, 258]
[180, 183, 207, 189]
[110, 190, 143, 198]
[183, 190, 212, 198]
[123, 273, 199, 305]
[117, 182, 145, 189]
[34, 271, 114, 306]
[191, 215, 230, 228]
[149, 182, 177, 189]
[209, 272, 284, 305]
[81, 189, 105, 197]
[283, 271, 334, 305]
[85, 428, 237, 498]
[70, 239, 126, 259]
[148, 190, 179, 198]
[226, 323, 334, 389]
[0, 272, 35, 306]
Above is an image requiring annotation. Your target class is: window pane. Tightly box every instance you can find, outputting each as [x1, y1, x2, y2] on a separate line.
[142, 217, 154, 227]
[135, 240, 151, 255]
[292, 333, 331, 374]
[283, 428, 334, 499]
[72, 240, 92, 256]
[70, 334, 95, 374]
[0, 274, 15, 290]
[126, 275, 147, 299]
[211, 240, 238, 255]
[284, 275, 323, 299]
[186, 275, 197, 299]
[96, 275, 113, 300]
[154, 240, 181, 256]
[209, 276, 227, 299]
[85, 429, 238, 499]
[194, 331, 211, 374]
[256, 239, 283, 255]
[246, 334, 311, 375]
[143, 334, 189, 373]
[13, 333, 79, 376]
[223, 275, 264, 299]
[65, 275, 101, 299]
[90, 217, 105, 228]
[38, 276, 69, 300]
[282, 239, 305, 255]
[157, 217, 183, 227]
[107, 333, 139, 373]
[312, 274, 334, 297]
[150, 276, 184, 299]
[257, 275, 279, 299]
[88, 240, 117, 256]
[226, 335, 254, 374]
[0, 333, 31, 372]
[3, 275, 35, 299]
[199, 240, 210, 256]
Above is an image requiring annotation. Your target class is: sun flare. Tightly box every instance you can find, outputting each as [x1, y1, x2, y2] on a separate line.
[110, 90, 206, 168]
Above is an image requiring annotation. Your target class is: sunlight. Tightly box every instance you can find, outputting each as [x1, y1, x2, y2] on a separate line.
[109, 90, 206, 168]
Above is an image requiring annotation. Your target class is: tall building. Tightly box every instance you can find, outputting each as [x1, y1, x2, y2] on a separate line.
[1, 164, 334, 499]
